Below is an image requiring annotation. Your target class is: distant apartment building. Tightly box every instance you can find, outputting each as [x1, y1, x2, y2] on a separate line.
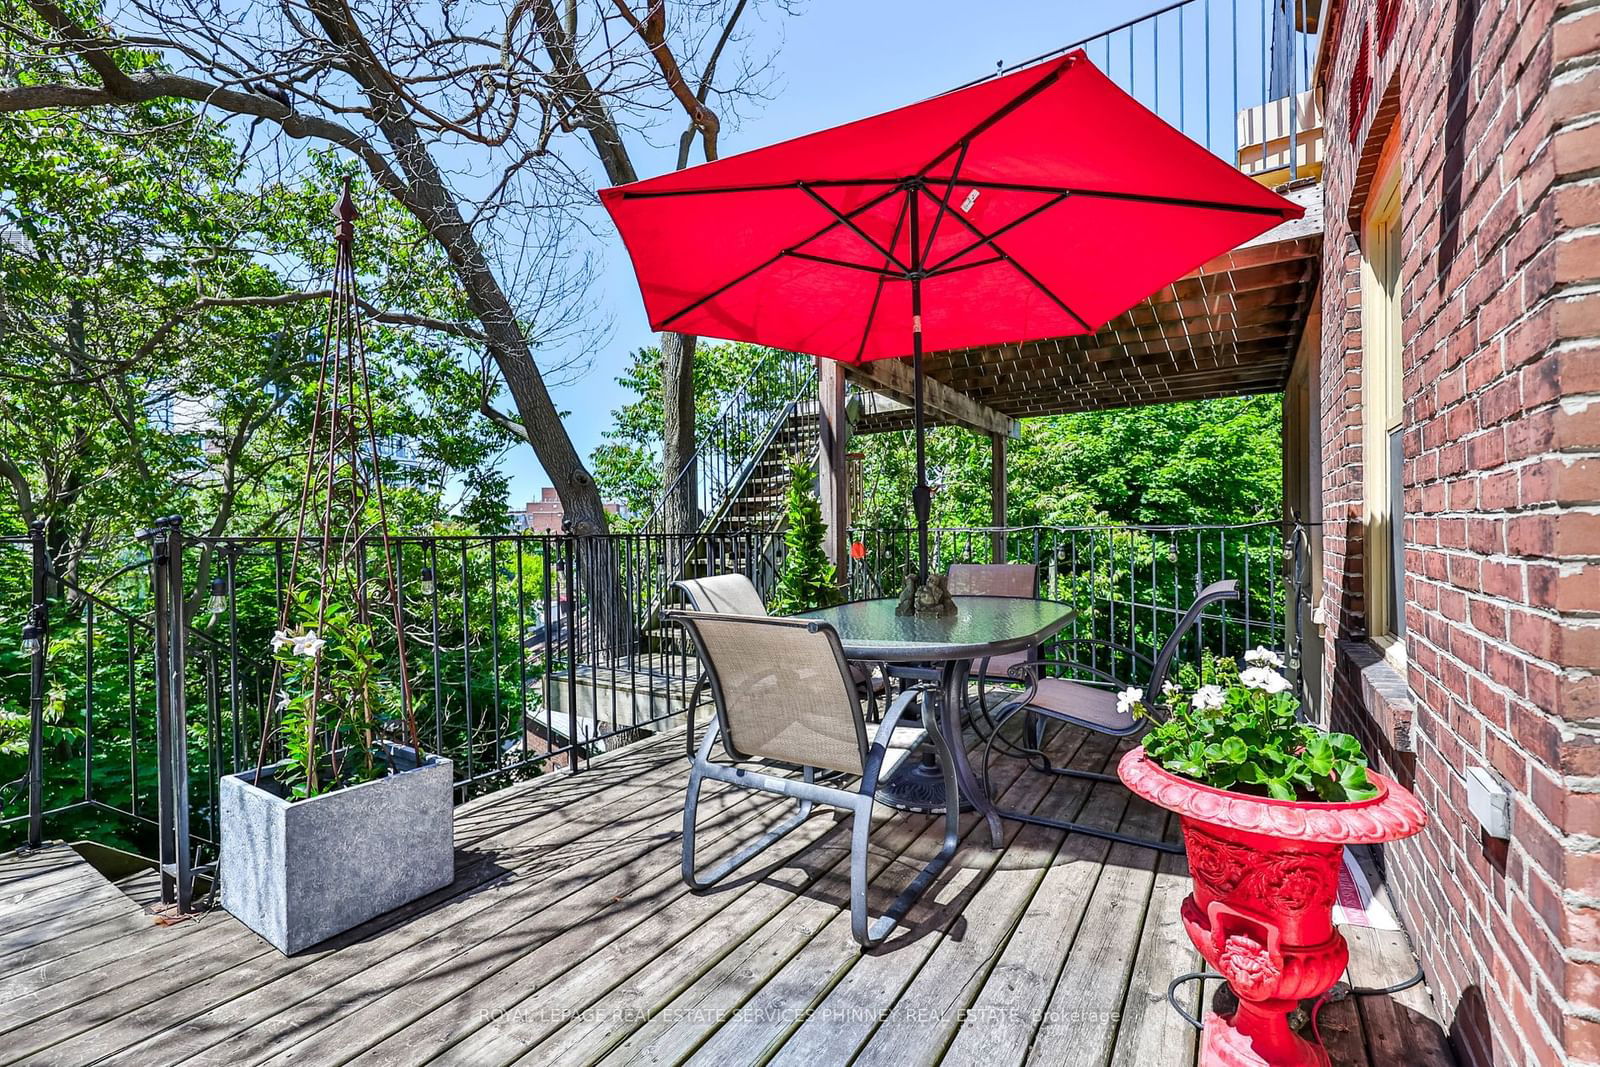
[507, 487, 621, 533]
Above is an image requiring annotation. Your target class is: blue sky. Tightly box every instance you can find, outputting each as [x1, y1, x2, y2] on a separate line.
[508, 0, 1287, 508]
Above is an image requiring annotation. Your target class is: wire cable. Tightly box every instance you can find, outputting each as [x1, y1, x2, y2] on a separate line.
[1167, 964, 1427, 1037]
[1166, 970, 1219, 1031]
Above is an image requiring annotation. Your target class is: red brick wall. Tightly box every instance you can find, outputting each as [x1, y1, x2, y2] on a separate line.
[1317, 1, 1600, 1064]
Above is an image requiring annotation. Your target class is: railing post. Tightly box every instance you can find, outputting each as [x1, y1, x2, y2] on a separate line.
[990, 433, 1008, 563]
[151, 516, 193, 912]
[25, 520, 48, 851]
[564, 537, 579, 774]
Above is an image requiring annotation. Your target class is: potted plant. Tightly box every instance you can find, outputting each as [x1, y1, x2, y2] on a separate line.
[219, 181, 452, 955]
[220, 596, 453, 955]
[1116, 649, 1426, 1067]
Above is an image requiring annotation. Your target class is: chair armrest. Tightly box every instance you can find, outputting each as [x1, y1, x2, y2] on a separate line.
[1006, 657, 1127, 691]
[1045, 638, 1154, 669]
[869, 687, 923, 752]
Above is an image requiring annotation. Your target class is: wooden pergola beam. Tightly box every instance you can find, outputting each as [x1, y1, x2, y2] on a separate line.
[848, 358, 1020, 439]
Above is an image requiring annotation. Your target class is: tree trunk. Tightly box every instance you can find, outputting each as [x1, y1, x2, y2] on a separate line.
[660, 330, 698, 537]
[304, 1, 630, 657]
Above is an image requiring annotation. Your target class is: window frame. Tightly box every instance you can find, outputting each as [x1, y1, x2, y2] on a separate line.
[1360, 147, 1405, 664]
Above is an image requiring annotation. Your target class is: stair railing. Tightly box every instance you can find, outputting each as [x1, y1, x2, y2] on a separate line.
[619, 351, 818, 648]
[634, 349, 817, 543]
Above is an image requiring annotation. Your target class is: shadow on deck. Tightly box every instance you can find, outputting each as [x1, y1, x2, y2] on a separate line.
[0, 726, 1455, 1066]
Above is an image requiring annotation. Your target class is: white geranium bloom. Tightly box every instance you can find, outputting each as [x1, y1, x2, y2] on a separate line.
[271, 629, 294, 653]
[1192, 684, 1227, 710]
[1239, 666, 1291, 694]
[1161, 680, 1180, 698]
[291, 630, 326, 659]
[1116, 686, 1145, 717]
[1243, 646, 1284, 669]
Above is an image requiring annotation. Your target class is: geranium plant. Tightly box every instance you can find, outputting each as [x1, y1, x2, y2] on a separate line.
[1126, 647, 1378, 802]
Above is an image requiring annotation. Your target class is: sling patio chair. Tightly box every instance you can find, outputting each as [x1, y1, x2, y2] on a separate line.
[945, 562, 1039, 712]
[979, 579, 1241, 855]
[670, 610, 958, 948]
[673, 574, 886, 742]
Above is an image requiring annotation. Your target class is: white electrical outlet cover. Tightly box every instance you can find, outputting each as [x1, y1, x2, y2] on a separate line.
[1466, 765, 1512, 840]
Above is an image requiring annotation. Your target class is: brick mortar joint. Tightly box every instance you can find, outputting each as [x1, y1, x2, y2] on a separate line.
[1407, 450, 1600, 485]
[1558, 223, 1600, 242]
[1554, 51, 1600, 81]
[1557, 0, 1600, 23]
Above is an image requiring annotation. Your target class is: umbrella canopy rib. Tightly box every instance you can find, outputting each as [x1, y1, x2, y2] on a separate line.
[916, 184, 1094, 333]
[913, 62, 1067, 177]
[852, 194, 913, 364]
[798, 183, 909, 272]
[653, 182, 906, 329]
[925, 191, 1071, 273]
[917, 139, 971, 266]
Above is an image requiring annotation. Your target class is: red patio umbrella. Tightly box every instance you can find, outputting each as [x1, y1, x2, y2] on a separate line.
[601, 51, 1302, 578]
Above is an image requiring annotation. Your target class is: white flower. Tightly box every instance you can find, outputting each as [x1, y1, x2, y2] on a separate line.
[291, 630, 326, 659]
[271, 629, 294, 653]
[1244, 646, 1284, 669]
[275, 690, 292, 712]
[1239, 666, 1291, 695]
[1116, 686, 1145, 717]
[1161, 680, 1180, 698]
[1192, 684, 1227, 710]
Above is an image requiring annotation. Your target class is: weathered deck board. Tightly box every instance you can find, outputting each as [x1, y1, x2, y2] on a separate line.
[763, 734, 1104, 1067]
[1106, 847, 1202, 1067]
[0, 726, 1453, 1067]
[1344, 850, 1454, 1067]
[1025, 800, 1170, 1067]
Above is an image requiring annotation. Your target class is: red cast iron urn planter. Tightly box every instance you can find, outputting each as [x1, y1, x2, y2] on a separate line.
[1118, 747, 1427, 1067]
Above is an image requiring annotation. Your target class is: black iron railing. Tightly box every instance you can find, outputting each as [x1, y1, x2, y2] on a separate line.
[848, 522, 1296, 691]
[1, 520, 1308, 891]
[963, 0, 1322, 179]
[0, 524, 782, 855]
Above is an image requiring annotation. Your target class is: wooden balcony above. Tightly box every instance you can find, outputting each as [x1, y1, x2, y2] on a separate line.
[854, 181, 1322, 432]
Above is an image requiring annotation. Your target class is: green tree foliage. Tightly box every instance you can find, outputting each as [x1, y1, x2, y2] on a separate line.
[769, 459, 841, 615]
[0, 83, 537, 849]
[852, 395, 1283, 532]
[0, 105, 517, 562]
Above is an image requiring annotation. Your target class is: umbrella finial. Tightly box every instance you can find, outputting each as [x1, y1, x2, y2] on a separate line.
[334, 176, 359, 245]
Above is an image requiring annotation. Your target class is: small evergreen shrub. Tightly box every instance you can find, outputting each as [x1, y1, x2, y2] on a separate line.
[769, 457, 842, 615]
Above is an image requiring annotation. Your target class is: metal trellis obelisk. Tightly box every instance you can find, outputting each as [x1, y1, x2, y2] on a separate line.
[254, 177, 422, 793]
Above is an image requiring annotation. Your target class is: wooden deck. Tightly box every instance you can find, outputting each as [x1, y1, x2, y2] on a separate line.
[1, 726, 1456, 1067]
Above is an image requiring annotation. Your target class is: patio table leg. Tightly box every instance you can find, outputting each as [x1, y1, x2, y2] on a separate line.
[938, 658, 1005, 849]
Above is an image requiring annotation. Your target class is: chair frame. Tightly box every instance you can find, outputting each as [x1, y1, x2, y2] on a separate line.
[672, 576, 884, 759]
[978, 580, 1242, 855]
[672, 575, 762, 756]
[946, 562, 1041, 717]
[673, 611, 959, 948]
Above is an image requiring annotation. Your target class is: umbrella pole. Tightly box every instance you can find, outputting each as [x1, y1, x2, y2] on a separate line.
[912, 316, 930, 584]
[909, 187, 930, 584]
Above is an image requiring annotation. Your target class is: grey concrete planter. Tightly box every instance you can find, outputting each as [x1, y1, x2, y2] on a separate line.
[220, 742, 454, 955]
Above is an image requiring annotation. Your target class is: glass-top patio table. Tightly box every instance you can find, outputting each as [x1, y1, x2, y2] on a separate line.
[792, 595, 1075, 846]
